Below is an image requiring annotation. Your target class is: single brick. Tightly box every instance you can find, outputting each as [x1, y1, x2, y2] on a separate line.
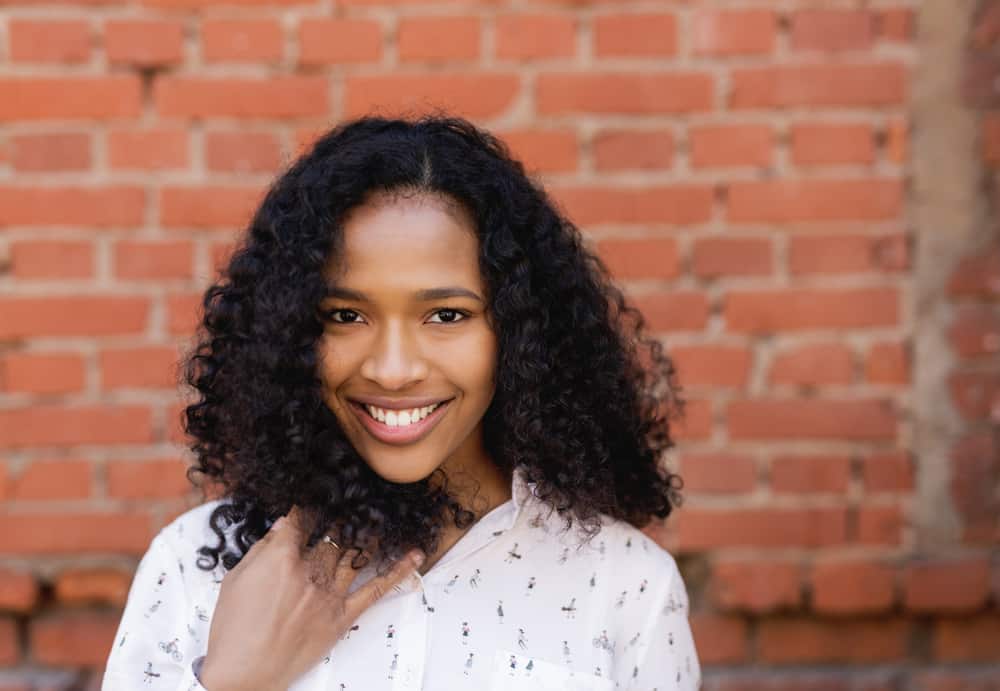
[9, 20, 90, 63]
[857, 504, 905, 545]
[770, 455, 851, 493]
[692, 9, 776, 55]
[0, 77, 142, 120]
[677, 452, 756, 493]
[861, 452, 914, 492]
[710, 559, 802, 612]
[692, 237, 773, 277]
[202, 19, 283, 62]
[538, 72, 714, 114]
[496, 15, 575, 60]
[690, 124, 772, 168]
[398, 16, 479, 62]
[99, 346, 181, 389]
[0, 353, 86, 395]
[768, 343, 854, 387]
[592, 129, 674, 171]
[105, 20, 184, 66]
[594, 237, 680, 280]
[726, 287, 899, 332]
[728, 179, 903, 223]
[108, 128, 189, 170]
[811, 560, 896, 614]
[904, 559, 991, 613]
[593, 13, 677, 57]
[114, 241, 194, 280]
[731, 63, 907, 109]
[10, 133, 91, 172]
[500, 129, 578, 173]
[791, 10, 876, 52]
[155, 77, 328, 118]
[205, 131, 282, 172]
[345, 74, 518, 119]
[791, 123, 875, 165]
[728, 398, 896, 441]
[677, 507, 848, 550]
[9, 240, 93, 279]
[669, 346, 752, 390]
[298, 19, 382, 64]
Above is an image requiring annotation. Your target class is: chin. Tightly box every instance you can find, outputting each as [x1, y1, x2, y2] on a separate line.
[363, 457, 439, 485]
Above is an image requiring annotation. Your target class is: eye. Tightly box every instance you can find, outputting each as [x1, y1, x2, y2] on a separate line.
[325, 309, 365, 324]
[428, 309, 469, 324]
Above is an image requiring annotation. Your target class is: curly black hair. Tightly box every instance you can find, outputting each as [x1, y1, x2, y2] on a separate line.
[181, 113, 686, 577]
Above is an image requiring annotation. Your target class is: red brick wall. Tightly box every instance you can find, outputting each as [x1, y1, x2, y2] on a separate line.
[1, 0, 997, 688]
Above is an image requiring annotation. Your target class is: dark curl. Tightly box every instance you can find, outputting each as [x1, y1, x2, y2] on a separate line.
[181, 113, 686, 577]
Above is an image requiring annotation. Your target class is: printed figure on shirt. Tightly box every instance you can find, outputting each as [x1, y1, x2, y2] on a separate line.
[561, 597, 577, 619]
[157, 638, 182, 662]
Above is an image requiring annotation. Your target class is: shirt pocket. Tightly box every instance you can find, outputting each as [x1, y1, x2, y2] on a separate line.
[488, 648, 615, 691]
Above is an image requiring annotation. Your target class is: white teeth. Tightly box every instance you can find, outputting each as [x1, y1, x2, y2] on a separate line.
[363, 402, 442, 427]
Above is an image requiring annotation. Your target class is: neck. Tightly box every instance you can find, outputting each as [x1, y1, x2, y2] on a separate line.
[418, 458, 513, 575]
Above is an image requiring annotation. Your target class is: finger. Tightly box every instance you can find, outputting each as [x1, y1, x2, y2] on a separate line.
[271, 506, 313, 554]
[345, 551, 423, 617]
[330, 547, 364, 594]
[306, 531, 346, 590]
[280, 505, 305, 536]
[243, 510, 294, 560]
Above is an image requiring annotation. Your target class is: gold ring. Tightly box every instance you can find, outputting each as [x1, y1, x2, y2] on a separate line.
[322, 535, 341, 550]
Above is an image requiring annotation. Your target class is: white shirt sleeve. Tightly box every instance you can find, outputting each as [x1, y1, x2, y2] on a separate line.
[100, 530, 210, 691]
[615, 559, 702, 691]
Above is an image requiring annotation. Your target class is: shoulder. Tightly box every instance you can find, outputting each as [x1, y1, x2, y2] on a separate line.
[153, 498, 236, 582]
[524, 504, 681, 590]
[595, 513, 681, 583]
[158, 498, 233, 549]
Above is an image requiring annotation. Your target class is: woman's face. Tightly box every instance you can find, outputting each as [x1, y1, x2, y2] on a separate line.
[317, 191, 498, 485]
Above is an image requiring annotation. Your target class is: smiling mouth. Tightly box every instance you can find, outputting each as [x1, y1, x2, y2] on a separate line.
[347, 398, 454, 445]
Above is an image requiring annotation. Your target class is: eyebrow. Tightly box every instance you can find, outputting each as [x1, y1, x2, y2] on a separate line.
[324, 285, 484, 304]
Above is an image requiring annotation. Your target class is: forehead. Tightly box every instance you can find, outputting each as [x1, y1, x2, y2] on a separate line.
[329, 192, 481, 287]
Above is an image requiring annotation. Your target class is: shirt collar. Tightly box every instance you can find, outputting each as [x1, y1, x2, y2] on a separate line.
[506, 465, 537, 529]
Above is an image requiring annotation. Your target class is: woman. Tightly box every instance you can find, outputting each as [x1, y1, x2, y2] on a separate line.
[101, 115, 701, 691]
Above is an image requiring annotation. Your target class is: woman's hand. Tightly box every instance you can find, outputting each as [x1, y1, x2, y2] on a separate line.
[199, 506, 424, 691]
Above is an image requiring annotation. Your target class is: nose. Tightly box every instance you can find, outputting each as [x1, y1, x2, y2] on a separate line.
[359, 319, 429, 389]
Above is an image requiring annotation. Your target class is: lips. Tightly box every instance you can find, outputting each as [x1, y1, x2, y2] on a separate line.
[348, 398, 453, 446]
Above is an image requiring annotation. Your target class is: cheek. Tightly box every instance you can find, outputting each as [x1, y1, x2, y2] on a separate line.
[316, 339, 351, 394]
[448, 331, 497, 397]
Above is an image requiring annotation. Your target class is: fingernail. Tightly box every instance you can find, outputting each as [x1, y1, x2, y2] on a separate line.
[411, 551, 425, 567]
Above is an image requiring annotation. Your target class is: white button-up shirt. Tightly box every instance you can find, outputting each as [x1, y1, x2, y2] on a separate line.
[102, 466, 701, 691]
